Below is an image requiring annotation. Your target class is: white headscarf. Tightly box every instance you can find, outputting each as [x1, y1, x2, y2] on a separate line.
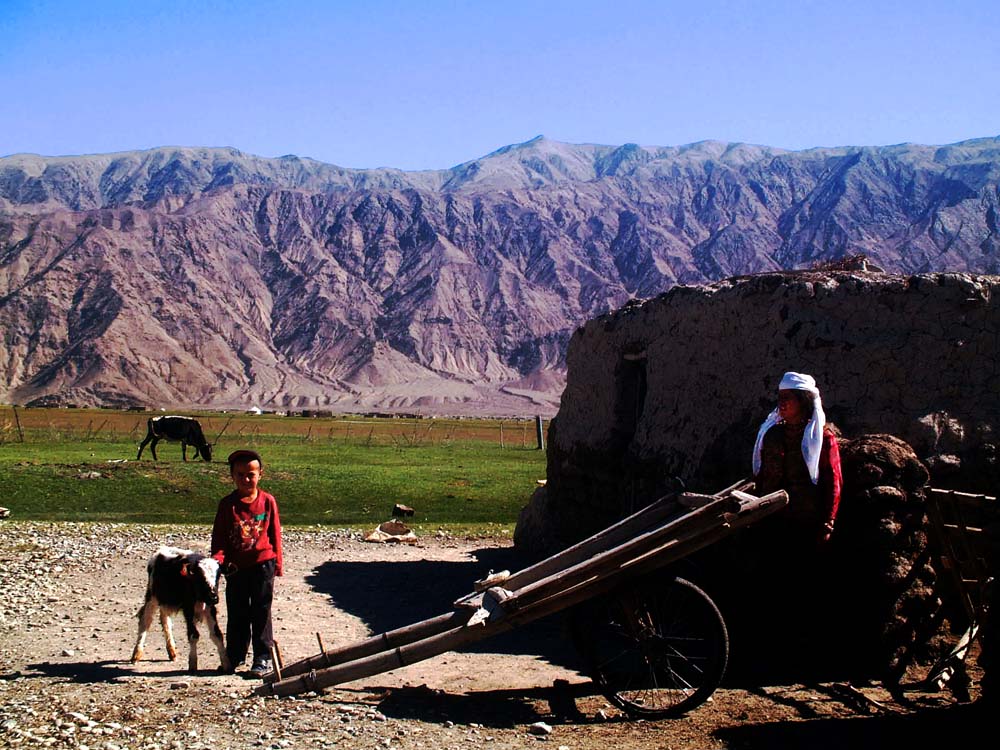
[751, 372, 827, 484]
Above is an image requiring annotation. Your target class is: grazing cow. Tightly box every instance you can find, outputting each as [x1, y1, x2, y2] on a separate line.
[130, 546, 231, 673]
[137, 416, 213, 461]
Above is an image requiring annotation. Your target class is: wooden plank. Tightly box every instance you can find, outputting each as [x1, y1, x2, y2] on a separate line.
[455, 478, 754, 606]
[940, 524, 985, 534]
[265, 610, 468, 684]
[262, 620, 492, 696]
[929, 488, 996, 502]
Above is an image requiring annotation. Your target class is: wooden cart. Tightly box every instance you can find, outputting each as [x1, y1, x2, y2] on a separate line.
[255, 480, 788, 718]
[890, 487, 996, 699]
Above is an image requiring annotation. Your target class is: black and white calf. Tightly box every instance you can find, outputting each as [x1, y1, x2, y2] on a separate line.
[137, 416, 213, 462]
[130, 546, 231, 673]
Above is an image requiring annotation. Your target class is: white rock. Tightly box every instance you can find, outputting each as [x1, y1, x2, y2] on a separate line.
[529, 722, 552, 735]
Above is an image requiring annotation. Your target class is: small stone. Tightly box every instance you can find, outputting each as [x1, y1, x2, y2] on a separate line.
[170, 681, 192, 690]
[62, 649, 75, 657]
[528, 722, 552, 736]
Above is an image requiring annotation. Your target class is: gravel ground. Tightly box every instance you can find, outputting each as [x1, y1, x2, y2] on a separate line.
[0, 521, 979, 750]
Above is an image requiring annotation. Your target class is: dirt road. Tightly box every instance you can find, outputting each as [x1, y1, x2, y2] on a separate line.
[0, 522, 976, 749]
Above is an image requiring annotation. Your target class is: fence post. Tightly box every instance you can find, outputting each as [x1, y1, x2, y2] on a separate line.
[535, 415, 545, 451]
[499, 422, 505, 449]
[13, 406, 24, 443]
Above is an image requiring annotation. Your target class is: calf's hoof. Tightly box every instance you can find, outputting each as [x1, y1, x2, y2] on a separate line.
[130, 647, 143, 663]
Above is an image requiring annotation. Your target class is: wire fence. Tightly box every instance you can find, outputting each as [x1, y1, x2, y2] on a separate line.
[0, 406, 550, 450]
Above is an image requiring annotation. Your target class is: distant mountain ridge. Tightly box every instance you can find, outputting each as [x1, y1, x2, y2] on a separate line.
[1, 135, 998, 413]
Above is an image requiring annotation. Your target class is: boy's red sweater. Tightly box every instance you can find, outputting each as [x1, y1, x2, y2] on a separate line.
[210, 490, 283, 576]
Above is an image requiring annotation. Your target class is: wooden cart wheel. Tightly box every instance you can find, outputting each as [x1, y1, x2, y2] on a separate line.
[571, 575, 729, 719]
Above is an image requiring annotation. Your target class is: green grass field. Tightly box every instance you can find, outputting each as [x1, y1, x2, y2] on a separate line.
[0, 408, 549, 532]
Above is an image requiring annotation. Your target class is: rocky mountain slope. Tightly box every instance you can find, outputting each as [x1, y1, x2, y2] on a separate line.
[1, 136, 999, 412]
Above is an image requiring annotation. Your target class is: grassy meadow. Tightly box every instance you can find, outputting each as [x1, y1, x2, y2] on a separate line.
[0, 407, 549, 533]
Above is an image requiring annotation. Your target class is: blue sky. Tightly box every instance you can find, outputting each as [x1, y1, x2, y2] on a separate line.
[2, 0, 997, 170]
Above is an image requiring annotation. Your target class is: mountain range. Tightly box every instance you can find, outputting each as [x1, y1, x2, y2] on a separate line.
[2, 135, 998, 413]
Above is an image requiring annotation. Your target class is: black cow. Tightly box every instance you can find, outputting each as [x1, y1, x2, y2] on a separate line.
[137, 416, 213, 461]
[130, 546, 231, 673]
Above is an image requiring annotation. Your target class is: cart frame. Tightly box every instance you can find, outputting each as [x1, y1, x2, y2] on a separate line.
[256, 479, 788, 709]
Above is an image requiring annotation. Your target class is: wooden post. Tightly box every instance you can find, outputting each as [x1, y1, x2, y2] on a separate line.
[261, 619, 490, 697]
[264, 611, 467, 684]
[269, 644, 283, 682]
[499, 422, 504, 449]
[12, 406, 24, 443]
[535, 416, 545, 450]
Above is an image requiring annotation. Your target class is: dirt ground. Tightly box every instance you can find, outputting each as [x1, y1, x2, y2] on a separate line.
[0, 522, 983, 750]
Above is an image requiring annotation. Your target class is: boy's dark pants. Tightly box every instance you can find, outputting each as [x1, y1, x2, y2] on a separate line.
[225, 559, 275, 665]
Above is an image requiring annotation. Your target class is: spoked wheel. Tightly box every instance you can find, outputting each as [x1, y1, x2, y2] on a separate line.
[571, 575, 729, 719]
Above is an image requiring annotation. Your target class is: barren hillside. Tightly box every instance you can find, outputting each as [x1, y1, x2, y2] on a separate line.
[2, 136, 998, 412]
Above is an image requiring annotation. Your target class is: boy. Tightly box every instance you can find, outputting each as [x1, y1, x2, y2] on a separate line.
[211, 449, 282, 677]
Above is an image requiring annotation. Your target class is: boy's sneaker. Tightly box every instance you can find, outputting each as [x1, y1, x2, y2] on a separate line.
[248, 657, 273, 678]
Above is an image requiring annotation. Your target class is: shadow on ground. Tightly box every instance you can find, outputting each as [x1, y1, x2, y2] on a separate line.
[364, 679, 598, 727]
[20, 659, 209, 684]
[715, 703, 985, 750]
[305, 546, 584, 671]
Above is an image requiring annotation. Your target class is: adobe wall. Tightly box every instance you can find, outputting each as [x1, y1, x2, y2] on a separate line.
[518, 271, 1000, 552]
